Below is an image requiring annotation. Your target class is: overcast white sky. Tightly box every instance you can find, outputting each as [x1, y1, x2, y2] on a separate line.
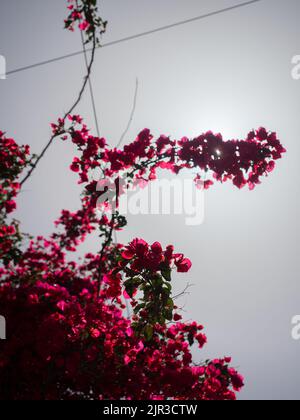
[1, 0, 300, 400]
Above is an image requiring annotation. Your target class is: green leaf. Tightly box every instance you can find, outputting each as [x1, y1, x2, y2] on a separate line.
[152, 275, 163, 288]
[164, 309, 173, 322]
[188, 333, 194, 347]
[133, 303, 145, 314]
[144, 324, 154, 341]
[161, 267, 172, 282]
[167, 298, 174, 310]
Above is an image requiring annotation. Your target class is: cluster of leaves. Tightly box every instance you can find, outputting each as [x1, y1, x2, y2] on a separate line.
[64, 0, 107, 44]
[119, 239, 191, 339]
[0, 132, 32, 265]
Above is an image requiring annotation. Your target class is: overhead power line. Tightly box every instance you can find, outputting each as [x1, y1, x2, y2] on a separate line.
[4, 0, 264, 78]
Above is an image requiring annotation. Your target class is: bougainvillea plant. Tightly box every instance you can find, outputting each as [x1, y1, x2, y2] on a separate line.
[65, 0, 107, 44]
[0, 1, 286, 400]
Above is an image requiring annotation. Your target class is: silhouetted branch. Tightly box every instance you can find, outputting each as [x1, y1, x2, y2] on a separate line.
[20, 35, 97, 187]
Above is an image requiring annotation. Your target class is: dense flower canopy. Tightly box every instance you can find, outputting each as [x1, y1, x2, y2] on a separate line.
[58, 118, 285, 190]
[0, 120, 285, 400]
[0, 0, 286, 401]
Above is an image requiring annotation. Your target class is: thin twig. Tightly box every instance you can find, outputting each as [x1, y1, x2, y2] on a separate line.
[116, 78, 139, 149]
[97, 214, 116, 297]
[20, 35, 98, 187]
[172, 282, 195, 300]
[113, 79, 139, 317]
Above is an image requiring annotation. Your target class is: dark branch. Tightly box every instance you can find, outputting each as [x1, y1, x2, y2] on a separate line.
[97, 213, 116, 297]
[20, 35, 97, 187]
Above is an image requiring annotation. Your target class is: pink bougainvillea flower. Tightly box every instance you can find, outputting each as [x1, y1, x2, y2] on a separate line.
[79, 20, 90, 31]
[175, 256, 192, 273]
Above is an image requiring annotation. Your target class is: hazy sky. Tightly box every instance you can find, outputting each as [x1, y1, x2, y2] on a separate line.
[1, 0, 300, 400]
